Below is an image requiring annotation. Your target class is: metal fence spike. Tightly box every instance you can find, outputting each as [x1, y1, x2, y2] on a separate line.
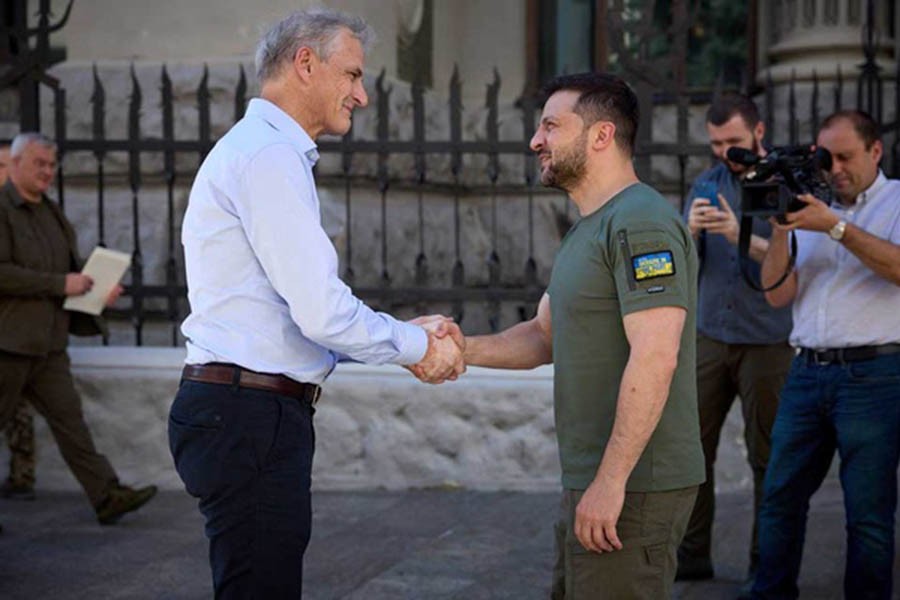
[235, 64, 247, 123]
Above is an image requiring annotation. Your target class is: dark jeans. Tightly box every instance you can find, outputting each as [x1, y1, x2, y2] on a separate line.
[680, 336, 793, 572]
[169, 380, 315, 599]
[753, 352, 900, 600]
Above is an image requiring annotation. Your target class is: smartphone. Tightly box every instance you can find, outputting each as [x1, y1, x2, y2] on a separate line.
[694, 180, 719, 208]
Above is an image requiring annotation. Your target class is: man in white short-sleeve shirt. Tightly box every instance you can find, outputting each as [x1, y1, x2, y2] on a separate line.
[755, 110, 900, 599]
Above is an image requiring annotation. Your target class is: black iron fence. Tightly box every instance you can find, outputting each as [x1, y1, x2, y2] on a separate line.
[3, 0, 899, 346]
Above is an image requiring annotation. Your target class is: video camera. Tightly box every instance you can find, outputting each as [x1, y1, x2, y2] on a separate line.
[726, 144, 835, 292]
[727, 145, 835, 220]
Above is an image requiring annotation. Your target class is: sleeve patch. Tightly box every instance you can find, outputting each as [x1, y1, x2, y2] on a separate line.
[632, 251, 675, 281]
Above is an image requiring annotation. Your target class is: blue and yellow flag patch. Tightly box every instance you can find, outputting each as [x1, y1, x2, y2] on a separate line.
[632, 251, 675, 281]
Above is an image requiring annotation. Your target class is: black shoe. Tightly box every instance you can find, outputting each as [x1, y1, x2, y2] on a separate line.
[95, 484, 157, 525]
[675, 555, 714, 581]
[0, 479, 36, 501]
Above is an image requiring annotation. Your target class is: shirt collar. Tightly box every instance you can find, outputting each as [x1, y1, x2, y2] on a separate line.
[245, 98, 320, 165]
[3, 179, 38, 208]
[856, 170, 887, 207]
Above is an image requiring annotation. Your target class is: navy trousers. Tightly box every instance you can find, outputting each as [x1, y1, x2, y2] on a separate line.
[169, 380, 315, 599]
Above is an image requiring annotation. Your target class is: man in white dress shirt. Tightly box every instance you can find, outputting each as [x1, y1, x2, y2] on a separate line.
[169, 9, 463, 598]
[754, 110, 900, 599]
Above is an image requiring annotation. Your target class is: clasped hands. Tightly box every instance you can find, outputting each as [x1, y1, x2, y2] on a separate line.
[405, 314, 466, 384]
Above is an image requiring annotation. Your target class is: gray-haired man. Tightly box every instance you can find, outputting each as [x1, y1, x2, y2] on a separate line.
[170, 8, 463, 597]
[0, 141, 39, 502]
[0, 133, 156, 526]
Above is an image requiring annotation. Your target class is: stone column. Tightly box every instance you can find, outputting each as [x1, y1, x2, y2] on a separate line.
[757, 0, 896, 83]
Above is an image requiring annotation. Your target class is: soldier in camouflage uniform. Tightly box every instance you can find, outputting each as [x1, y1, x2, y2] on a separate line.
[0, 143, 37, 501]
[2, 400, 36, 499]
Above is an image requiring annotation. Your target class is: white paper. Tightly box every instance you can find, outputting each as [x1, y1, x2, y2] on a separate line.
[63, 247, 131, 316]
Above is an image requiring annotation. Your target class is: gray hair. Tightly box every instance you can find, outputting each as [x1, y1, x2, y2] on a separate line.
[11, 132, 56, 157]
[254, 8, 374, 83]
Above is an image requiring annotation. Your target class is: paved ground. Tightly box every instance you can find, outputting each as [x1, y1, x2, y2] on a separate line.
[1, 478, 896, 599]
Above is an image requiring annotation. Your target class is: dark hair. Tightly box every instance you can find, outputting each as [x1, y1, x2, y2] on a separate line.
[706, 91, 760, 129]
[820, 109, 880, 148]
[540, 72, 639, 155]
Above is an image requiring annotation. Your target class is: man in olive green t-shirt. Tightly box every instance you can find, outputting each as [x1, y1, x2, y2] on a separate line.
[460, 72, 705, 598]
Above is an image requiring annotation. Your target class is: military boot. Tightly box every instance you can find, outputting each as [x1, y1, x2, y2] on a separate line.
[0, 478, 36, 501]
[95, 483, 158, 525]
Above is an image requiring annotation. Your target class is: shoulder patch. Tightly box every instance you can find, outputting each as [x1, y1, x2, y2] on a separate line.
[632, 250, 675, 281]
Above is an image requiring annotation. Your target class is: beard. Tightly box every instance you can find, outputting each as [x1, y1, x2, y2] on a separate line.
[725, 137, 761, 174]
[540, 131, 588, 191]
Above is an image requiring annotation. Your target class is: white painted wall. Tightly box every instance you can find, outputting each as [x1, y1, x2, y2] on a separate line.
[432, 0, 527, 100]
[51, 0, 393, 70]
[43, 0, 526, 101]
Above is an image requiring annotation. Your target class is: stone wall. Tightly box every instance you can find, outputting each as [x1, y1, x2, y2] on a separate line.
[11, 348, 560, 492]
[0, 347, 752, 494]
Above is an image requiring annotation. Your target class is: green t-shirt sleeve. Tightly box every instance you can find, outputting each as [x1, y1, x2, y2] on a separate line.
[609, 220, 691, 317]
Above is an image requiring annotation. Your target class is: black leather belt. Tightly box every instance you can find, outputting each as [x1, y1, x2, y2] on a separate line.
[799, 343, 900, 365]
[182, 363, 321, 406]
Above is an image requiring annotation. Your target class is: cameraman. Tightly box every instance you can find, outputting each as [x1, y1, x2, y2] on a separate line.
[754, 110, 900, 599]
[677, 93, 793, 594]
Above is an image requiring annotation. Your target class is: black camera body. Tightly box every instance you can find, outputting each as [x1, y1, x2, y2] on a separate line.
[741, 180, 806, 217]
[729, 145, 835, 219]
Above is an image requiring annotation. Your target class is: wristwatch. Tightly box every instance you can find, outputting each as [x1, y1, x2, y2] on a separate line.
[829, 219, 847, 241]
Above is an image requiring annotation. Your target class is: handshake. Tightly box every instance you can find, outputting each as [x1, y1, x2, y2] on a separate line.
[406, 314, 467, 384]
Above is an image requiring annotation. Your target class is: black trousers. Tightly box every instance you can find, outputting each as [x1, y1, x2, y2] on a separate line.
[169, 380, 315, 599]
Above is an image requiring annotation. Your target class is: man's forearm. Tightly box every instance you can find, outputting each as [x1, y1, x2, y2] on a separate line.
[464, 320, 552, 370]
[592, 351, 676, 490]
[747, 234, 768, 263]
[841, 224, 900, 285]
[761, 229, 797, 307]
